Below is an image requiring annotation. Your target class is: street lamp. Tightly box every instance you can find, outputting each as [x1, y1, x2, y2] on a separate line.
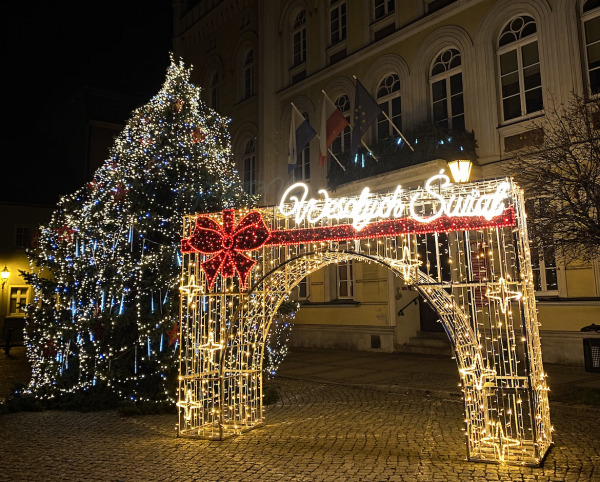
[1, 266, 10, 289]
[447, 159, 473, 183]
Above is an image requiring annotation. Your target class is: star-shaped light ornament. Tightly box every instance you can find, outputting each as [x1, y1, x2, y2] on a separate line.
[459, 353, 496, 391]
[200, 331, 223, 355]
[393, 246, 421, 282]
[481, 421, 521, 463]
[55, 224, 76, 243]
[177, 388, 202, 422]
[167, 322, 180, 347]
[485, 278, 522, 314]
[180, 274, 202, 297]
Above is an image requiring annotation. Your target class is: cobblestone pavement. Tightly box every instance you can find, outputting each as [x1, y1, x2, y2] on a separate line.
[2, 378, 600, 482]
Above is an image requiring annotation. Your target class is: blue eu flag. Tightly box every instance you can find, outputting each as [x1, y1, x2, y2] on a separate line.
[351, 80, 382, 158]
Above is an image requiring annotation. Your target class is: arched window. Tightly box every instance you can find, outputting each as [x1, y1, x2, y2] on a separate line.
[292, 10, 306, 67]
[243, 139, 256, 195]
[497, 16, 543, 122]
[291, 112, 310, 183]
[210, 71, 219, 110]
[430, 48, 464, 131]
[331, 95, 351, 156]
[376, 74, 401, 141]
[244, 49, 255, 99]
[582, 0, 600, 95]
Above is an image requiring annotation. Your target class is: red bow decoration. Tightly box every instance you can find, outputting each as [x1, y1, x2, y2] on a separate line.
[181, 210, 270, 290]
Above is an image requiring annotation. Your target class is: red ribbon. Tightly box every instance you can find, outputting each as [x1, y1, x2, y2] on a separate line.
[181, 210, 270, 290]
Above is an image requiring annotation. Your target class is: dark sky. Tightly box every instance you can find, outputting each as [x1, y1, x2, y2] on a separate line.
[2, 0, 173, 205]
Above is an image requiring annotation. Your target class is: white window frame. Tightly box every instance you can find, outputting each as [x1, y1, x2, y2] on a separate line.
[292, 9, 307, 68]
[376, 74, 401, 142]
[525, 199, 559, 296]
[297, 275, 310, 300]
[243, 139, 256, 195]
[329, 0, 347, 46]
[243, 49, 255, 100]
[497, 17, 543, 124]
[373, 0, 394, 20]
[429, 49, 464, 130]
[581, 1, 600, 98]
[8, 285, 29, 317]
[337, 260, 354, 299]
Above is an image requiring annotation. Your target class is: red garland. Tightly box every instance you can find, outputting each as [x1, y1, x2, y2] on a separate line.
[181, 208, 516, 289]
[181, 210, 270, 289]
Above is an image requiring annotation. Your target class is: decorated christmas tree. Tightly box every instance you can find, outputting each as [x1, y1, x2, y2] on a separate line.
[22, 56, 254, 405]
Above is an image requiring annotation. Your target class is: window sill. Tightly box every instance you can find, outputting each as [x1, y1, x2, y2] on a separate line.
[497, 111, 544, 131]
[370, 13, 395, 41]
[234, 94, 257, 108]
[289, 62, 306, 74]
[326, 39, 347, 58]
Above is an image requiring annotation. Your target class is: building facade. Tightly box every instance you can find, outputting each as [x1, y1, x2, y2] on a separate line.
[173, 0, 600, 365]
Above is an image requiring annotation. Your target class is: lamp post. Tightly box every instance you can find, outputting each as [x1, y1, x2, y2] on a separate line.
[1, 266, 9, 289]
[447, 159, 473, 183]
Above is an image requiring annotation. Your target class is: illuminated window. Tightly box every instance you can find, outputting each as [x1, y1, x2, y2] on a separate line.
[330, 1, 347, 45]
[243, 139, 256, 195]
[9, 287, 29, 316]
[430, 48, 464, 131]
[244, 49, 255, 99]
[331, 95, 351, 158]
[292, 10, 307, 67]
[210, 71, 219, 110]
[376, 74, 401, 141]
[497, 16, 543, 122]
[374, 0, 394, 20]
[582, 0, 600, 95]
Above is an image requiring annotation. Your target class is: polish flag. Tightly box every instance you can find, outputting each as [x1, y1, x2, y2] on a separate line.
[319, 94, 349, 166]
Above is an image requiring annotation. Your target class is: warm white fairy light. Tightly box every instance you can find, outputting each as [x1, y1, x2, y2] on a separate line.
[23, 55, 255, 405]
[179, 178, 552, 466]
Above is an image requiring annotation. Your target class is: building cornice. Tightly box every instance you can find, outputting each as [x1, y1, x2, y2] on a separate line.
[177, 0, 250, 45]
[277, 0, 488, 101]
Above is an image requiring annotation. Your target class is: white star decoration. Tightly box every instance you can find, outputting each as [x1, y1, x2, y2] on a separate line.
[180, 273, 201, 296]
[459, 353, 496, 390]
[396, 245, 421, 281]
[177, 388, 202, 422]
[485, 278, 522, 314]
[200, 331, 223, 355]
[481, 421, 521, 462]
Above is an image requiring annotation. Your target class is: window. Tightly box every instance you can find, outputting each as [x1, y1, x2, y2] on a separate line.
[426, 0, 457, 14]
[243, 139, 256, 195]
[330, 1, 347, 45]
[292, 10, 307, 67]
[298, 276, 310, 299]
[525, 199, 558, 294]
[376, 74, 401, 141]
[210, 71, 219, 110]
[336, 242, 354, 299]
[374, 0, 394, 20]
[498, 16, 543, 122]
[9, 287, 29, 316]
[14, 225, 32, 248]
[244, 49, 255, 99]
[331, 95, 351, 157]
[292, 113, 311, 183]
[430, 48, 464, 131]
[582, 0, 600, 96]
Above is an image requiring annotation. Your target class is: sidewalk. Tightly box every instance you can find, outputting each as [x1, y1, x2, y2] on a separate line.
[276, 347, 600, 401]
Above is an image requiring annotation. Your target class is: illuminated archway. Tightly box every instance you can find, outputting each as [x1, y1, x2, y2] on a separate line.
[177, 174, 551, 466]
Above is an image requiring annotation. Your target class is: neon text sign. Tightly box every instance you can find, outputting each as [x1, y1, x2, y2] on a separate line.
[279, 171, 511, 230]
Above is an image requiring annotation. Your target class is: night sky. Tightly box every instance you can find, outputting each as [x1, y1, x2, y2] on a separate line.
[2, 0, 173, 205]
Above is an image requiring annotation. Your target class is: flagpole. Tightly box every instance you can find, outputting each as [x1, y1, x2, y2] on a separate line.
[351, 75, 414, 152]
[321, 90, 377, 163]
[291, 101, 346, 172]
